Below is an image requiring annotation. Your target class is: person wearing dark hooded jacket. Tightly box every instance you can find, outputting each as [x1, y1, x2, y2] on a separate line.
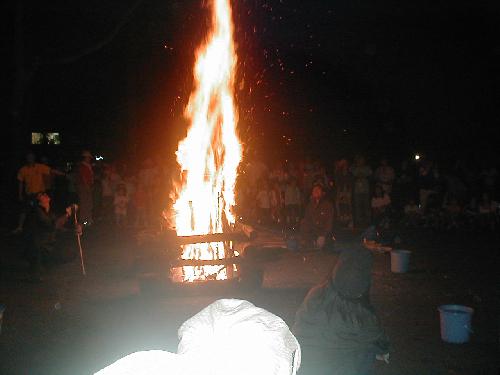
[292, 246, 389, 375]
[24, 192, 78, 280]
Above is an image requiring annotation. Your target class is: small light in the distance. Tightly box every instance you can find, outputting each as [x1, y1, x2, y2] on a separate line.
[414, 154, 420, 160]
[95, 155, 104, 161]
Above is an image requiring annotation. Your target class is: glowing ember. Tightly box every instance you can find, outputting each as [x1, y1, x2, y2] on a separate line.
[172, 0, 241, 282]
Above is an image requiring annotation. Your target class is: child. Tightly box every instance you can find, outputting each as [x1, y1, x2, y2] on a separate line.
[293, 246, 389, 375]
[256, 181, 271, 225]
[113, 183, 129, 227]
[270, 182, 283, 225]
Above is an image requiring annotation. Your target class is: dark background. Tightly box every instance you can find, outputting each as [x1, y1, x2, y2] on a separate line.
[6, 0, 499, 166]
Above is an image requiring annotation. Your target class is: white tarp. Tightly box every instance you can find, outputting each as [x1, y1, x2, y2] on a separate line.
[178, 299, 301, 375]
[94, 299, 301, 375]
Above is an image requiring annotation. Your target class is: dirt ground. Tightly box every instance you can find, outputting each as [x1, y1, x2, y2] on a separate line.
[0, 224, 498, 375]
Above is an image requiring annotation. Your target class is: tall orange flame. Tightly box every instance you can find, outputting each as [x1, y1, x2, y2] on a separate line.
[172, 0, 241, 282]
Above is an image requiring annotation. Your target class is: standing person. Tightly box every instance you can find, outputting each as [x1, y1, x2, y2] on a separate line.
[334, 159, 353, 227]
[133, 181, 147, 228]
[284, 177, 302, 227]
[300, 184, 333, 249]
[113, 183, 129, 228]
[374, 158, 395, 195]
[292, 246, 390, 375]
[270, 181, 283, 225]
[417, 159, 437, 212]
[100, 164, 123, 223]
[138, 158, 158, 222]
[40, 156, 54, 196]
[256, 180, 272, 225]
[393, 160, 416, 211]
[14, 152, 65, 234]
[245, 151, 268, 192]
[351, 155, 372, 229]
[76, 150, 94, 226]
[371, 185, 391, 225]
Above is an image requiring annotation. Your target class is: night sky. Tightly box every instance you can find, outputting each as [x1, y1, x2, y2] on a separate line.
[7, 0, 499, 164]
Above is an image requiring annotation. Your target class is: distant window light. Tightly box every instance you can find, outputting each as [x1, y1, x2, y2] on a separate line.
[31, 132, 61, 145]
[31, 133, 44, 144]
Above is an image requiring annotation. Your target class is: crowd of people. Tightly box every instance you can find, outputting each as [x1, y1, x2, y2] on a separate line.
[11, 150, 171, 280]
[11, 149, 499, 278]
[237, 154, 499, 242]
[14, 151, 170, 232]
[15, 150, 499, 238]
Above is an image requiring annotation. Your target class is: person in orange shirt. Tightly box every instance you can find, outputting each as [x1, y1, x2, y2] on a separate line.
[13, 152, 65, 234]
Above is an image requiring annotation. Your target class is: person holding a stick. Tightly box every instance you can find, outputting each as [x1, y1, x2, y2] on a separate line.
[24, 192, 82, 281]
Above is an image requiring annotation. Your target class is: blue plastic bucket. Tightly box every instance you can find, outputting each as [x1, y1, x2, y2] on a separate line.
[438, 305, 474, 343]
[390, 250, 411, 273]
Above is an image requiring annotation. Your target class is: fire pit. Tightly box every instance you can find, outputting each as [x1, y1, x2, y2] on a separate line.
[169, 232, 245, 283]
[168, 0, 243, 284]
[134, 225, 259, 295]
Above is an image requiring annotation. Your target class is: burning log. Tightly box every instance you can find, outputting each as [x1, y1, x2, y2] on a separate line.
[174, 232, 247, 245]
[170, 257, 244, 267]
[170, 0, 242, 283]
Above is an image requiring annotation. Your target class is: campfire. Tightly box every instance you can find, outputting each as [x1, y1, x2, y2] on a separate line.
[170, 0, 242, 283]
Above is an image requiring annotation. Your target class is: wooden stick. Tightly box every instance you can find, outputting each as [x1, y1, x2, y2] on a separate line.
[73, 207, 86, 276]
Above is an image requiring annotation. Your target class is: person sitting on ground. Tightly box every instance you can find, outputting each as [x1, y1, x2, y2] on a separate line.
[300, 183, 333, 249]
[292, 246, 390, 375]
[24, 193, 80, 281]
